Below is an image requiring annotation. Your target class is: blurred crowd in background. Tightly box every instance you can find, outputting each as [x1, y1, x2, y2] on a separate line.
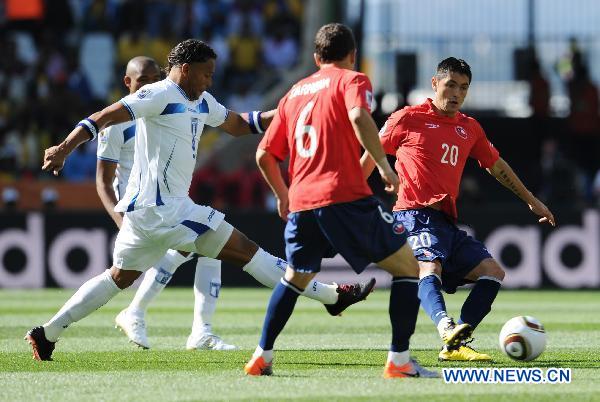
[0, 0, 301, 210]
[0, 0, 599, 212]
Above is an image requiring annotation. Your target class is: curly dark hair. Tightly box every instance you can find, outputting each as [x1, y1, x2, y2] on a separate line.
[314, 23, 356, 63]
[436, 57, 472, 83]
[166, 39, 217, 72]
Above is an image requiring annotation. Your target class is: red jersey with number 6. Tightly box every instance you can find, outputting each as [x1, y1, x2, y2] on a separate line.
[259, 66, 374, 212]
[379, 98, 500, 219]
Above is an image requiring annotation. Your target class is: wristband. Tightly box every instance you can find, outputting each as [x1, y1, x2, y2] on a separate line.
[248, 111, 264, 134]
[76, 118, 99, 140]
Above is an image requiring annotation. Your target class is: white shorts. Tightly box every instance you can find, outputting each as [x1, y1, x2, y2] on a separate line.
[113, 197, 233, 271]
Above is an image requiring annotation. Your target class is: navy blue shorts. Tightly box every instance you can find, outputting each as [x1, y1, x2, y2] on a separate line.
[284, 197, 408, 274]
[393, 208, 492, 294]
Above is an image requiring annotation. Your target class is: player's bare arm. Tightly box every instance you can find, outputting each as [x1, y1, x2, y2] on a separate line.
[218, 109, 277, 137]
[256, 148, 290, 221]
[96, 159, 124, 228]
[359, 150, 377, 180]
[348, 106, 399, 193]
[42, 102, 132, 175]
[487, 157, 556, 226]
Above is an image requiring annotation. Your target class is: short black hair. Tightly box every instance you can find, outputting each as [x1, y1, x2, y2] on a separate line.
[436, 57, 472, 83]
[167, 39, 217, 72]
[314, 23, 356, 63]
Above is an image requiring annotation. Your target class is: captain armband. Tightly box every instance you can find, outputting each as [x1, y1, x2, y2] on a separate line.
[248, 111, 265, 134]
[76, 118, 99, 141]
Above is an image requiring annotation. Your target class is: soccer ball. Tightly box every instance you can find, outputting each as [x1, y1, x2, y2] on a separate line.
[499, 316, 547, 361]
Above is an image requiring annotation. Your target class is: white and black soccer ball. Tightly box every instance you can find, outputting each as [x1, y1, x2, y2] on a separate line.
[499, 316, 547, 361]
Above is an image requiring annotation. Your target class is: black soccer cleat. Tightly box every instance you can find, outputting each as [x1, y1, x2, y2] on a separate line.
[324, 277, 376, 316]
[24, 326, 55, 361]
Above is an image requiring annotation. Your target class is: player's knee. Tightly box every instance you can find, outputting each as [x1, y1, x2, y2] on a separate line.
[480, 259, 505, 281]
[215, 228, 259, 267]
[110, 267, 141, 289]
[377, 244, 419, 277]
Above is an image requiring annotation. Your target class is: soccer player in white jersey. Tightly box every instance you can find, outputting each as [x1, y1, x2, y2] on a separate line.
[97, 56, 235, 350]
[26, 39, 375, 361]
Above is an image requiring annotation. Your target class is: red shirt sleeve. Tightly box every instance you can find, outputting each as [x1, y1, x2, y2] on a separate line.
[469, 120, 500, 168]
[343, 73, 373, 112]
[259, 102, 289, 161]
[379, 111, 406, 155]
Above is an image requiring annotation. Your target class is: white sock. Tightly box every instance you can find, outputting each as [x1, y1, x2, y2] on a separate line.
[242, 248, 338, 304]
[43, 269, 120, 342]
[301, 280, 338, 304]
[437, 316, 454, 336]
[128, 249, 190, 317]
[242, 248, 285, 288]
[191, 257, 221, 335]
[253, 345, 273, 363]
[387, 350, 410, 367]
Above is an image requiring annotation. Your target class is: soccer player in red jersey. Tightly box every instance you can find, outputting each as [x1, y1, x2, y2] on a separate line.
[245, 23, 438, 378]
[362, 57, 556, 361]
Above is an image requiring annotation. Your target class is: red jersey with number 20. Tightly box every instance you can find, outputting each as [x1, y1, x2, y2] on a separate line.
[259, 67, 374, 212]
[380, 98, 500, 219]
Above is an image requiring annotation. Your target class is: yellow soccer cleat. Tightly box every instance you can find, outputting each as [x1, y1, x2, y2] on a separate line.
[439, 344, 492, 362]
[439, 321, 473, 348]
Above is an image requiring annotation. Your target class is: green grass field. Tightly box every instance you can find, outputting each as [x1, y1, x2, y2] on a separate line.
[1, 288, 598, 401]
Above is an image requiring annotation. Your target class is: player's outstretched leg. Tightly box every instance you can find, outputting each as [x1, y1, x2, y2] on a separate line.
[115, 249, 191, 349]
[198, 223, 374, 316]
[378, 244, 439, 378]
[242, 247, 374, 314]
[418, 270, 472, 349]
[440, 260, 503, 362]
[26, 267, 137, 361]
[245, 270, 315, 376]
[187, 257, 236, 350]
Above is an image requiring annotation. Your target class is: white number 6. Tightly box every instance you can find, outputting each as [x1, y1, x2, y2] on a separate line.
[295, 101, 317, 158]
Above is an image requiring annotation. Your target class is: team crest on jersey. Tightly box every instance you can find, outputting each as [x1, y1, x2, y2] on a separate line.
[455, 126, 468, 139]
[392, 222, 405, 235]
[99, 131, 108, 144]
[137, 88, 151, 99]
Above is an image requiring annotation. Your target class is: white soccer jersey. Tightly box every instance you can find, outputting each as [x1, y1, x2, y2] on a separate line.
[97, 121, 137, 200]
[115, 78, 228, 213]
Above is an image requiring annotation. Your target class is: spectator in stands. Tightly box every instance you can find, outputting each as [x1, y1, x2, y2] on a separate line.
[61, 145, 96, 182]
[227, 17, 262, 89]
[567, 63, 600, 203]
[526, 55, 551, 188]
[263, 25, 298, 71]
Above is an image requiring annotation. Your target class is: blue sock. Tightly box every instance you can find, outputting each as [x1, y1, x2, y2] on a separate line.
[458, 278, 501, 329]
[258, 279, 302, 350]
[389, 277, 420, 352]
[418, 274, 448, 326]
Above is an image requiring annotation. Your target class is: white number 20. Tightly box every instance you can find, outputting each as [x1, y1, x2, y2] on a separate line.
[295, 101, 317, 158]
[441, 143, 458, 166]
[408, 233, 432, 249]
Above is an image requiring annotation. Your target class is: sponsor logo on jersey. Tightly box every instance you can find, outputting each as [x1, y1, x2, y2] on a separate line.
[392, 222, 405, 235]
[425, 123, 440, 129]
[366, 90, 373, 112]
[137, 88, 151, 99]
[455, 126, 468, 139]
